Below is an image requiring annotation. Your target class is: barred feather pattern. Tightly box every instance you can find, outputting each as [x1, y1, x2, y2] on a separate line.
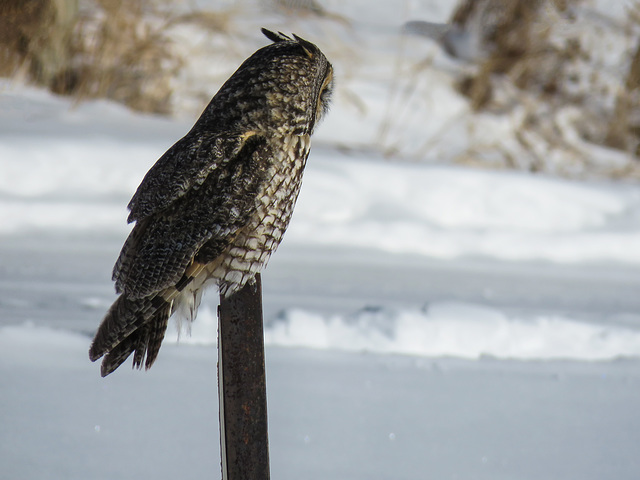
[88, 29, 333, 376]
[88, 291, 171, 376]
[89, 133, 311, 376]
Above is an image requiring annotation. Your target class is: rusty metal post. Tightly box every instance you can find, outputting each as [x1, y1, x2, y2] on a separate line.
[218, 273, 270, 480]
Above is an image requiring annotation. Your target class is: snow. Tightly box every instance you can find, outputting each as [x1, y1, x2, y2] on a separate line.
[5, 83, 640, 264]
[292, 155, 640, 263]
[266, 303, 640, 360]
[3, 1, 640, 478]
[152, 301, 640, 361]
[2, 325, 640, 480]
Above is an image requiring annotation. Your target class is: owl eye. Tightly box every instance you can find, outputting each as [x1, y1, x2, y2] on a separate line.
[312, 66, 333, 129]
[317, 70, 334, 112]
[320, 82, 332, 104]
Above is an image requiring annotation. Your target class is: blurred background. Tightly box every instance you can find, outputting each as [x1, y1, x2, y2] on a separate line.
[2, 1, 640, 480]
[3, 0, 640, 176]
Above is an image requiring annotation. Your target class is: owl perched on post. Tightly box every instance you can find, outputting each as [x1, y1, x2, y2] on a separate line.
[89, 29, 334, 377]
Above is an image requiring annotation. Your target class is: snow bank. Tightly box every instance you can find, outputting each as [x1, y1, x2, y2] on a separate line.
[290, 154, 640, 264]
[156, 302, 640, 361]
[265, 303, 640, 361]
[4, 301, 638, 361]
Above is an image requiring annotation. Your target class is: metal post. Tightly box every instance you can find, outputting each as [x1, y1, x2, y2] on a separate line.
[218, 273, 270, 480]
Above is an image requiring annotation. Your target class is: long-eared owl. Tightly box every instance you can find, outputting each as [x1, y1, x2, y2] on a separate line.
[89, 29, 334, 376]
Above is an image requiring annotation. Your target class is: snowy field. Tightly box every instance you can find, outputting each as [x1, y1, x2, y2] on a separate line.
[3, 1, 640, 479]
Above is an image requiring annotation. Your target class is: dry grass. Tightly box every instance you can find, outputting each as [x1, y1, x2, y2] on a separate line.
[0, 0, 78, 90]
[0, 0, 236, 114]
[603, 4, 640, 156]
[68, 0, 183, 114]
[455, 0, 573, 110]
[446, 0, 640, 176]
[382, 0, 640, 179]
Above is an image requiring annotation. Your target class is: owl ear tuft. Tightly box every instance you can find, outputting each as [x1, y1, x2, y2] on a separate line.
[292, 34, 317, 58]
[262, 29, 317, 58]
[262, 28, 292, 43]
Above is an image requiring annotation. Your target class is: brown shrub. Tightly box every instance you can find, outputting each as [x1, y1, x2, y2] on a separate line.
[0, 0, 183, 114]
[0, 0, 78, 89]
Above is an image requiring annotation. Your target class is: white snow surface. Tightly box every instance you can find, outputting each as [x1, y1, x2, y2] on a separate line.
[160, 300, 640, 361]
[266, 303, 640, 360]
[293, 156, 640, 264]
[3, 323, 639, 480]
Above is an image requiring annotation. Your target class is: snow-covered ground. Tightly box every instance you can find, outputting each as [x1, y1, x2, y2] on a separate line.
[3, 81, 640, 480]
[3, 1, 640, 478]
[3, 330, 640, 480]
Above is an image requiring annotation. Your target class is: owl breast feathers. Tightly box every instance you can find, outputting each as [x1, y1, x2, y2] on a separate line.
[89, 29, 334, 376]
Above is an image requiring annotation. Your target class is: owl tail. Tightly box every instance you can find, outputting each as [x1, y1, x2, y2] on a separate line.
[89, 293, 171, 377]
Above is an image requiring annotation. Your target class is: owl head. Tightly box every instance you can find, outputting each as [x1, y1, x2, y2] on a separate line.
[203, 29, 334, 136]
[260, 28, 334, 131]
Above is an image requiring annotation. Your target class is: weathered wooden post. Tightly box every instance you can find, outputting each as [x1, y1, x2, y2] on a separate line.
[218, 273, 270, 480]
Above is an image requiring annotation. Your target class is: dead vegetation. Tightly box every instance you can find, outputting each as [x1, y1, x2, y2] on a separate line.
[603, 4, 640, 157]
[0, 0, 223, 114]
[453, 0, 578, 110]
[446, 0, 640, 177]
[71, 0, 186, 114]
[0, 0, 78, 92]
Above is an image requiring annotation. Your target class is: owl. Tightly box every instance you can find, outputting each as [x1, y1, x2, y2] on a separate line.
[89, 29, 334, 377]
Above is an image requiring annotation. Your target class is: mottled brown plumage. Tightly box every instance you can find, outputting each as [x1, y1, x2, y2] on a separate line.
[89, 29, 333, 376]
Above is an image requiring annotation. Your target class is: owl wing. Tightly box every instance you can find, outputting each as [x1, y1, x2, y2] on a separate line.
[113, 133, 267, 298]
[127, 131, 249, 223]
